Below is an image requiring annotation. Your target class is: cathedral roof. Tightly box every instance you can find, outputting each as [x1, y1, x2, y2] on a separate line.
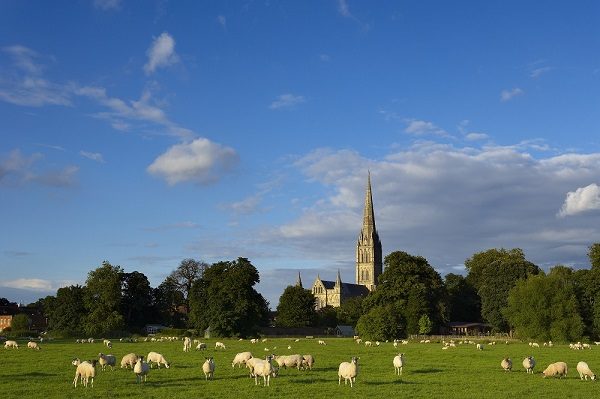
[317, 280, 370, 297]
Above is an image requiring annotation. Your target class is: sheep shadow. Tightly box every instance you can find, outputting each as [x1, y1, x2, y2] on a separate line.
[363, 380, 419, 386]
[411, 368, 443, 374]
[4, 372, 57, 378]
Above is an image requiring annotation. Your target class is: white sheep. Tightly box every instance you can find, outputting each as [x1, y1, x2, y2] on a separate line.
[215, 341, 226, 350]
[232, 352, 253, 368]
[253, 355, 274, 386]
[393, 353, 405, 375]
[202, 357, 215, 380]
[523, 356, 536, 373]
[318, 340, 326, 345]
[531, 342, 540, 348]
[576, 361, 596, 381]
[183, 337, 192, 352]
[274, 354, 303, 370]
[27, 341, 40, 350]
[134, 356, 150, 383]
[4, 340, 18, 349]
[98, 353, 116, 371]
[147, 351, 170, 369]
[542, 361, 568, 378]
[501, 357, 512, 371]
[196, 342, 207, 350]
[120, 353, 139, 369]
[338, 356, 359, 387]
[73, 359, 97, 388]
[364, 341, 372, 347]
[476, 343, 484, 350]
[301, 354, 315, 370]
[246, 356, 263, 377]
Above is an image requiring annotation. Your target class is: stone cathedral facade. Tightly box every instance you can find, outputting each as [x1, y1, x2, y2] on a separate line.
[303, 173, 383, 310]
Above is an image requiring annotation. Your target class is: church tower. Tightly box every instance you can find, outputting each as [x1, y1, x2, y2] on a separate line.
[356, 172, 382, 291]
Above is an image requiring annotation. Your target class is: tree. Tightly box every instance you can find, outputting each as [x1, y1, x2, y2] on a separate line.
[153, 277, 186, 328]
[445, 273, 481, 322]
[316, 306, 338, 328]
[121, 271, 154, 331]
[188, 258, 269, 337]
[589, 243, 600, 270]
[169, 258, 207, 313]
[504, 269, 584, 342]
[356, 304, 404, 341]
[46, 285, 86, 334]
[418, 314, 433, 335]
[275, 285, 317, 328]
[11, 313, 31, 331]
[0, 298, 17, 307]
[336, 296, 364, 326]
[83, 261, 124, 336]
[466, 248, 540, 332]
[361, 251, 447, 334]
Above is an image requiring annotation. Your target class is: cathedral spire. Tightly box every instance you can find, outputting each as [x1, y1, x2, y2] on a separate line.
[356, 171, 382, 291]
[335, 269, 342, 287]
[296, 271, 303, 288]
[361, 170, 377, 238]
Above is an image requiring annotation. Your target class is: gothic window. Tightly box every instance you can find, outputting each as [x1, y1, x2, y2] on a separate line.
[365, 271, 369, 280]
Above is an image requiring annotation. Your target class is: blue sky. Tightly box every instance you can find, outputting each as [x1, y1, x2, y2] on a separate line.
[1, 0, 599, 307]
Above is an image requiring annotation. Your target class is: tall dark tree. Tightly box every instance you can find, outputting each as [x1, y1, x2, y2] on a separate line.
[83, 261, 124, 336]
[121, 271, 154, 330]
[11, 313, 31, 331]
[153, 277, 186, 328]
[46, 285, 86, 334]
[361, 251, 447, 335]
[275, 285, 317, 328]
[589, 243, 600, 270]
[445, 273, 481, 322]
[169, 258, 207, 313]
[356, 304, 404, 341]
[336, 296, 364, 326]
[316, 306, 338, 328]
[188, 258, 269, 337]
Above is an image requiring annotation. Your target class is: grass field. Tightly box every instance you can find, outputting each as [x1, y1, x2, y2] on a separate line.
[1, 337, 598, 398]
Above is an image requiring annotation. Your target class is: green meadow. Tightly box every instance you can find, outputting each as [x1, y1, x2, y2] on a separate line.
[1, 338, 598, 398]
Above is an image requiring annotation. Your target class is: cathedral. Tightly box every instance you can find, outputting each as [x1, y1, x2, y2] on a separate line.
[300, 173, 383, 310]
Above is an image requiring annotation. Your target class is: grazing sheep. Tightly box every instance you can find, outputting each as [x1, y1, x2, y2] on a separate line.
[98, 353, 116, 371]
[301, 354, 315, 370]
[531, 342, 540, 348]
[393, 353, 405, 375]
[523, 356, 536, 374]
[246, 356, 263, 377]
[215, 341, 226, 350]
[27, 341, 40, 350]
[120, 353, 139, 369]
[134, 356, 150, 383]
[4, 340, 18, 349]
[273, 354, 303, 370]
[501, 357, 512, 371]
[542, 362, 568, 378]
[318, 340, 326, 345]
[232, 352, 253, 368]
[338, 357, 359, 387]
[196, 342, 207, 350]
[73, 359, 97, 388]
[576, 361, 596, 381]
[183, 337, 192, 352]
[364, 341, 372, 347]
[202, 357, 215, 380]
[147, 351, 170, 369]
[476, 343, 484, 350]
[253, 355, 274, 386]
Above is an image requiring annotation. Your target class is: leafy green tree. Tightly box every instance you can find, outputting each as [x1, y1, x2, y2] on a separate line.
[169, 258, 207, 313]
[418, 314, 433, 335]
[121, 271, 154, 330]
[83, 261, 124, 336]
[356, 304, 404, 341]
[336, 296, 364, 326]
[188, 258, 269, 337]
[362, 251, 447, 334]
[504, 268, 584, 342]
[445, 273, 481, 322]
[11, 313, 31, 331]
[316, 306, 338, 328]
[589, 243, 600, 270]
[466, 248, 540, 332]
[45, 285, 86, 334]
[275, 285, 317, 328]
[153, 276, 186, 327]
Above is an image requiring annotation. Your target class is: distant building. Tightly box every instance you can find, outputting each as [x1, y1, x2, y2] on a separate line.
[306, 173, 383, 310]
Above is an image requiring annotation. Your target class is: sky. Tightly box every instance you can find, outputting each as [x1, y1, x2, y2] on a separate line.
[1, 0, 599, 308]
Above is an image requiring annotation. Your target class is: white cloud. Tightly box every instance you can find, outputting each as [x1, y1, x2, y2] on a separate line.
[224, 195, 263, 215]
[0, 278, 75, 291]
[144, 32, 180, 75]
[465, 132, 489, 141]
[558, 184, 600, 217]
[147, 138, 238, 185]
[79, 151, 105, 163]
[500, 87, 524, 102]
[337, 0, 352, 17]
[0, 149, 78, 188]
[269, 94, 306, 110]
[93, 0, 121, 10]
[404, 119, 448, 136]
[217, 15, 226, 29]
[530, 66, 552, 79]
[319, 54, 331, 62]
[144, 221, 200, 231]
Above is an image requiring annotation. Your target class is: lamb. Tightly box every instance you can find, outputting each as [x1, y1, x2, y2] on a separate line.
[98, 353, 116, 371]
[120, 353, 139, 369]
[147, 351, 170, 369]
[542, 362, 568, 378]
[134, 356, 150, 383]
[202, 357, 215, 380]
[215, 341, 226, 350]
[183, 337, 192, 352]
[27, 341, 40, 350]
[4, 340, 18, 349]
[232, 352, 253, 368]
[576, 361, 596, 381]
[393, 353, 405, 375]
[338, 357, 359, 387]
[73, 359, 97, 388]
[253, 355, 274, 386]
[196, 342, 207, 350]
[501, 357, 512, 371]
[523, 356, 536, 373]
[301, 354, 315, 370]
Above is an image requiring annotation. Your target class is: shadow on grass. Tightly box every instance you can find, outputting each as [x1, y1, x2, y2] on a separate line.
[363, 380, 419, 386]
[411, 368, 443, 374]
[3, 372, 58, 378]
